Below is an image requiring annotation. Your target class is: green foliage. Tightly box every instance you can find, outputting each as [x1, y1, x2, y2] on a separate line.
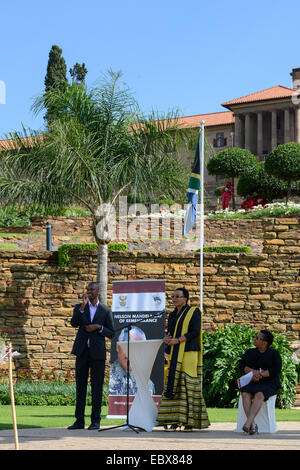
[0, 243, 19, 250]
[44, 45, 67, 92]
[0, 206, 31, 227]
[202, 245, 252, 254]
[214, 186, 223, 197]
[69, 62, 88, 84]
[44, 45, 68, 125]
[57, 242, 128, 267]
[237, 161, 288, 200]
[265, 142, 300, 181]
[0, 205, 92, 228]
[271, 334, 299, 408]
[0, 381, 109, 406]
[207, 147, 259, 179]
[265, 143, 300, 202]
[202, 325, 297, 408]
[107, 242, 128, 252]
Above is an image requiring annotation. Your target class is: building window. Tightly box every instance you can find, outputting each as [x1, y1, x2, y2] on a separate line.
[213, 132, 227, 148]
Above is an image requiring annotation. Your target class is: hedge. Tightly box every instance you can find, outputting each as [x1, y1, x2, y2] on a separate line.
[196, 245, 252, 254]
[58, 242, 128, 267]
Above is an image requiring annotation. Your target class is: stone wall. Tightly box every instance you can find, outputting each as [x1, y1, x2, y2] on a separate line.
[0, 216, 264, 253]
[0, 216, 299, 377]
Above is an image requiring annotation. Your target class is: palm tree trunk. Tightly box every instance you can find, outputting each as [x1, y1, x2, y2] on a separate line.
[97, 243, 108, 304]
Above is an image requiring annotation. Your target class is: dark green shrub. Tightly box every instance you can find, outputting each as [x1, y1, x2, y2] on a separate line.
[58, 242, 128, 267]
[207, 148, 259, 180]
[0, 205, 92, 228]
[202, 325, 297, 408]
[237, 161, 288, 201]
[214, 186, 223, 197]
[0, 381, 109, 406]
[196, 245, 252, 254]
[265, 142, 300, 202]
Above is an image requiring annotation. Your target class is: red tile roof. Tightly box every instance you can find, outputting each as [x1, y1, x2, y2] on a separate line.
[222, 85, 294, 108]
[176, 111, 234, 128]
[0, 135, 43, 150]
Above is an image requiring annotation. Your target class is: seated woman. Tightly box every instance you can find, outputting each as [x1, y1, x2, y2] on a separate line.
[157, 287, 210, 432]
[239, 329, 282, 434]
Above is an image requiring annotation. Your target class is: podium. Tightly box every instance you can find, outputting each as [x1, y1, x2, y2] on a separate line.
[118, 339, 163, 432]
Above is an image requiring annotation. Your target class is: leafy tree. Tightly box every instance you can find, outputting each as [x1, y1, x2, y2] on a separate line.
[69, 62, 88, 84]
[265, 142, 300, 202]
[207, 147, 259, 209]
[44, 45, 67, 126]
[0, 72, 191, 303]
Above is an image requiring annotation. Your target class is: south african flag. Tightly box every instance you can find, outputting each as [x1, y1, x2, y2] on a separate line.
[183, 140, 201, 236]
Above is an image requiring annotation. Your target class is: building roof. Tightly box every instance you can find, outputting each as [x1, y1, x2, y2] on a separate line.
[0, 135, 43, 150]
[176, 111, 234, 128]
[222, 85, 294, 109]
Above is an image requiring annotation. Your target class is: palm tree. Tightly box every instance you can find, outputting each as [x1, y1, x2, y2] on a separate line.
[0, 71, 191, 303]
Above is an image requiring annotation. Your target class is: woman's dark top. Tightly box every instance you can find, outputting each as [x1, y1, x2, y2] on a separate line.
[239, 347, 282, 400]
[165, 306, 201, 355]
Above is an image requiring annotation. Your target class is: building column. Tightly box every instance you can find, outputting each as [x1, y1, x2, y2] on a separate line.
[271, 110, 277, 149]
[290, 109, 295, 141]
[295, 107, 300, 143]
[234, 114, 241, 148]
[284, 109, 290, 143]
[257, 112, 263, 155]
[245, 113, 251, 150]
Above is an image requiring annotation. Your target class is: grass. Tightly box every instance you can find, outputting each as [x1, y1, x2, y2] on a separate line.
[0, 406, 299, 430]
[0, 244, 19, 250]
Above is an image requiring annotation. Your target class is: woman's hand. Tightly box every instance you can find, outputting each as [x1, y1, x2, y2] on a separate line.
[168, 338, 180, 346]
[245, 367, 262, 382]
[260, 369, 270, 378]
[163, 333, 173, 345]
[252, 370, 263, 382]
[163, 334, 180, 346]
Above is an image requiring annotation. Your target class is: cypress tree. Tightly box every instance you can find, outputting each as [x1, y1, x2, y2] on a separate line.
[44, 45, 67, 125]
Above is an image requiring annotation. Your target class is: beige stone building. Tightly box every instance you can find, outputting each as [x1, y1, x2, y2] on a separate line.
[179, 67, 300, 207]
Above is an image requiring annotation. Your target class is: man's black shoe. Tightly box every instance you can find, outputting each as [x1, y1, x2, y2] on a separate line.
[67, 421, 85, 430]
[88, 421, 100, 430]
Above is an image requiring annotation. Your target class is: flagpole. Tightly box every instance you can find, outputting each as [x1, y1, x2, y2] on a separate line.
[199, 120, 205, 314]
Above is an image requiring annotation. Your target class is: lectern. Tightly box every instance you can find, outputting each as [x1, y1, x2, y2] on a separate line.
[118, 339, 163, 432]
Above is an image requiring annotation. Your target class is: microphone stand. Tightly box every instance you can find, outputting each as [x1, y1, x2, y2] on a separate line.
[98, 309, 165, 434]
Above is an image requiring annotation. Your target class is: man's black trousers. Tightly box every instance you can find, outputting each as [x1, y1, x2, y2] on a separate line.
[75, 346, 105, 424]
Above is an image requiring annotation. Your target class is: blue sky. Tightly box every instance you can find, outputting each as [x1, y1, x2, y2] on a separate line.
[0, 0, 299, 138]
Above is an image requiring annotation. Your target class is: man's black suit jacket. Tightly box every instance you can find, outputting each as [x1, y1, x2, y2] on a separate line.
[71, 302, 114, 360]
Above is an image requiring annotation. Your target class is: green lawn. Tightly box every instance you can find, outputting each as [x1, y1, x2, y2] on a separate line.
[0, 406, 299, 430]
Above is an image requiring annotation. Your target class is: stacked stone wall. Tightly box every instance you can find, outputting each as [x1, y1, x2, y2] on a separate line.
[0, 217, 299, 377]
[0, 216, 264, 253]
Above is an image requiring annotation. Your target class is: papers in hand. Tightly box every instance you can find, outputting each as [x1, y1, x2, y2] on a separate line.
[237, 371, 253, 389]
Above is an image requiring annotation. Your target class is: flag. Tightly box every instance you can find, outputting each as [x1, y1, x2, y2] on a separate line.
[183, 139, 201, 236]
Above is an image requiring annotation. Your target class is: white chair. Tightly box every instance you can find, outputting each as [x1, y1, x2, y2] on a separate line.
[234, 394, 277, 433]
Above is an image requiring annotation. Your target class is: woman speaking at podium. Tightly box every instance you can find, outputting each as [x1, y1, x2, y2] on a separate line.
[157, 287, 210, 432]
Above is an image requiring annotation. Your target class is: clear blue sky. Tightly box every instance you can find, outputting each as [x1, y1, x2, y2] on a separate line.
[0, 0, 299, 138]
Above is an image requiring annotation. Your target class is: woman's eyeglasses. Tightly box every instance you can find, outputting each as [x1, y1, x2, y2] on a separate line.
[171, 295, 184, 298]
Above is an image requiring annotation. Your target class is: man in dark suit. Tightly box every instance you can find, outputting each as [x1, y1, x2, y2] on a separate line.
[68, 282, 114, 430]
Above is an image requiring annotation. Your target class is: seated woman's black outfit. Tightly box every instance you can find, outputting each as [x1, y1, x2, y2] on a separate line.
[239, 347, 282, 401]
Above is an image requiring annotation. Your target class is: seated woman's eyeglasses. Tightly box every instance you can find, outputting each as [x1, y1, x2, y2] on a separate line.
[171, 295, 184, 298]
